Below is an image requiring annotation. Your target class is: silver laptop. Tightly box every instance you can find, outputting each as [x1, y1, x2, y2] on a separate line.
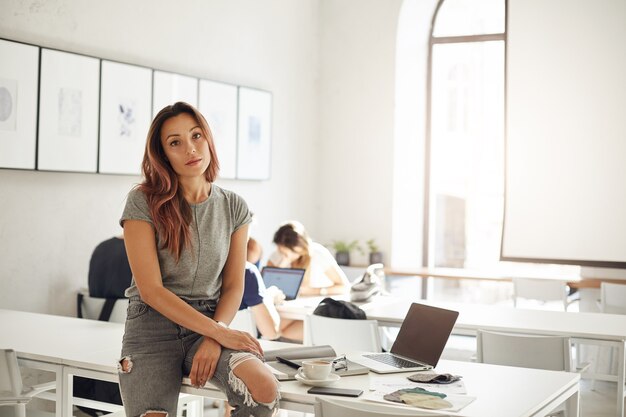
[261, 267, 306, 301]
[353, 303, 459, 373]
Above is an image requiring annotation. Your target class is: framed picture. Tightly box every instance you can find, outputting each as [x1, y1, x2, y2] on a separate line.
[198, 80, 238, 179]
[38, 49, 100, 172]
[236, 87, 272, 180]
[0, 39, 39, 170]
[153, 70, 198, 117]
[99, 60, 152, 175]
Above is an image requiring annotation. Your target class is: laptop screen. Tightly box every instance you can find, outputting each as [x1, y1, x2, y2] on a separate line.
[390, 303, 459, 367]
[261, 267, 306, 300]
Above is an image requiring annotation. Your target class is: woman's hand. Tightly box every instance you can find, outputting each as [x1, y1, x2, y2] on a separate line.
[216, 327, 263, 358]
[190, 337, 222, 387]
[266, 285, 286, 305]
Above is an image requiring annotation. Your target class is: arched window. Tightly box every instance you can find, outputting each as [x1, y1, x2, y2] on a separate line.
[393, 0, 581, 301]
[425, 0, 505, 269]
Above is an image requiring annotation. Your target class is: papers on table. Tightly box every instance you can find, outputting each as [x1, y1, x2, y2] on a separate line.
[366, 376, 475, 412]
[370, 376, 467, 395]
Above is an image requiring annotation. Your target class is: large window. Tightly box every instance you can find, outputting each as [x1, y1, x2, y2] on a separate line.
[425, 0, 580, 284]
[427, 0, 505, 269]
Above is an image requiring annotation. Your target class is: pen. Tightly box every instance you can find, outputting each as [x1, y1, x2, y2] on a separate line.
[276, 356, 300, 369]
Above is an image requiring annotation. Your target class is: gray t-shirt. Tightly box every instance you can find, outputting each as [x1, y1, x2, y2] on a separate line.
[120, 184, 252, 300]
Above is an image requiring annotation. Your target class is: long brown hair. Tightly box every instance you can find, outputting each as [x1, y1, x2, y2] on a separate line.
[273, 221, 311, 269]
[139, 102, 220, 261]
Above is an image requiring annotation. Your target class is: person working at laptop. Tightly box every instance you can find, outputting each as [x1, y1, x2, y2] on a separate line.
[268, 221, 350, 296]
[240, 261, 283, 340]
[268, 221, 350, 340]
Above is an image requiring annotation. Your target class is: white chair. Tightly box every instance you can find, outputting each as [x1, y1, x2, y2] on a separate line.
[78, 289, 128, 323]
[477, 330, 583, 416]
[229, 308, 258, 337]
[304, 315, 381, 354]
[512, 278, 575, 311]
[600, 282, 626, 315]
[314, 397, 450, 417]
[477, 330, 572, 371]
[593, 282, 626, 391]
[0, 349, 55, 417]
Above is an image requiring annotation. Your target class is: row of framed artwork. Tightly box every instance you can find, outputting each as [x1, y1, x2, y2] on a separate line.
[0, 38, 272, 179]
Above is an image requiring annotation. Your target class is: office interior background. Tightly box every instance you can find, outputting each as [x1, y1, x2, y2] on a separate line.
[1, 0, 625, 317]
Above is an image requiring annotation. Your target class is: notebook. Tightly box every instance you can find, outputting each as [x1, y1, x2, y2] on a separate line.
[264, 345, 369, 381]
[261, 267, 306, 300]
[352, 303, 459, 373]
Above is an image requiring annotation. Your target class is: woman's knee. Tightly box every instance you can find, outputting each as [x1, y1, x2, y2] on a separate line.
[230, 354, 279, 405]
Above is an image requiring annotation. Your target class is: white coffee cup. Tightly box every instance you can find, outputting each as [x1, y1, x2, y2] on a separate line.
[299, 359, 332, 380]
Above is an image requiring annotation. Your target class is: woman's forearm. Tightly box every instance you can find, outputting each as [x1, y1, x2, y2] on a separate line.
[213, 285, 243, 325]
[214, 225, 248, 325]
[325, 283, 349, 295]
[141, 285, 225, 339]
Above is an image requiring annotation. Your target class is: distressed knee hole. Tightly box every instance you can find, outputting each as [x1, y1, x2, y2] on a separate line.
[118, 355, 133, 373]
[228, 353, 280, 409]
[138, 411, 168, 417]
[229, 351, 256, 370]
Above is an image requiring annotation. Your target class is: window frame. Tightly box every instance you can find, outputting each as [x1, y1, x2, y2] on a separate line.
[423, 0, 507, 268]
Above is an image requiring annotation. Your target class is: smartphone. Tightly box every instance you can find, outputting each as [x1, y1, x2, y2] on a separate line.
[276, 356, 301, 369]
[307, 387, 363, 397]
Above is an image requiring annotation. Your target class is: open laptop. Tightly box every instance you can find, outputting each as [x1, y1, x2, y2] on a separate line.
[261, 267, 306, 301]
[352, 303, 459, 373]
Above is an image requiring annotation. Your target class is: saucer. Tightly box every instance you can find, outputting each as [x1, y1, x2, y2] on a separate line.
[294, 371, 340, 387]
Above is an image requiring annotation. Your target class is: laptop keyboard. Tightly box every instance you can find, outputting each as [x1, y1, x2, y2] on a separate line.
[363, 353, 424, 369]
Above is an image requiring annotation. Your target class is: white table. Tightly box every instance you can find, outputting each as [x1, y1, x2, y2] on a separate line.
[277, 296, 626, 416]
[0, 308, 580, 417]
[385, 267, 582, 300]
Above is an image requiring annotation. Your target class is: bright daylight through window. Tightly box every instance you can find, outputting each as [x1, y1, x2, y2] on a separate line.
[426, 0, 579, 288]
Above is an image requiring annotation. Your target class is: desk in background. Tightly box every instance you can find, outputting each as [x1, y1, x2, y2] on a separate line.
[386, 267, 579, 300]
[385, 266, 626, 302]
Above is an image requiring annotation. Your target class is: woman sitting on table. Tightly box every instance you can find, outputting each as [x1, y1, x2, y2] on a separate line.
[268, 221, 350, 340]
[119, 102, 278, 417]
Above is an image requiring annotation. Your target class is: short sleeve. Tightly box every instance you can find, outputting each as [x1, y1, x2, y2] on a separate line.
[311, 242, 336, 270]
[241, 264, 264, 308]
[230, 192, 253, 232]
[120, 188, 153, 227]
[268, 251, 283, 266]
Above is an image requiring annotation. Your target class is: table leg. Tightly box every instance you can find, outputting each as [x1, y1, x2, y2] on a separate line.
[565, 387, 580, 417]
[18, 358, 64, 417]
[617, 341, 625, 417]
[61, 367, 74, 417]
[421, 276, 429, 299]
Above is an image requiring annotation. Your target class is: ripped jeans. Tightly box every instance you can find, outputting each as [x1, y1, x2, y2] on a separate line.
[118, 297, 279, 417]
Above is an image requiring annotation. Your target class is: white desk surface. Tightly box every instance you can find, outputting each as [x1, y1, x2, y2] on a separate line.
[277, 296, 626, 340]
[280, 357, 579, 417]
[366, 299, 626, 341]
[0, 308, 580, 417]
[387, 267, 582, 283]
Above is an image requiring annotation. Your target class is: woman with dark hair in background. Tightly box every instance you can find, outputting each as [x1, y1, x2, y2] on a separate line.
[268, 220, 349, 340]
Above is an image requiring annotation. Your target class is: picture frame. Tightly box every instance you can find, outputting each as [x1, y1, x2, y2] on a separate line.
[198, 79, 238, 179]
[37, 48, 100, 172]
[0, 39, 39, 170]
[236, 87, 272, 180]
[152, 70, 198, 117]
[99, 60, 153, 175]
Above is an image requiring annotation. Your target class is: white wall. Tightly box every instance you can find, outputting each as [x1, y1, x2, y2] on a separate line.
[503, 0, 626, 267]
[316, 0, 403, 265]
[0, 0, 321, 315]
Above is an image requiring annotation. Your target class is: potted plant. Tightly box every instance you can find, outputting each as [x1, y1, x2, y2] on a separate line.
[366, 238, 383, 265]
[330, 240, 361, 266]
